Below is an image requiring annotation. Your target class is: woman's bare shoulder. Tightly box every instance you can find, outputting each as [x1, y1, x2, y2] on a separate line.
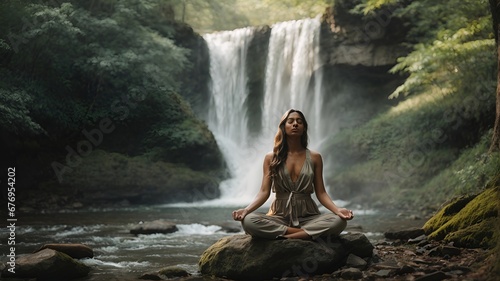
[308, 149, 322, 157]
[308, 150, 323, 162]
[264, 151, 274, 162]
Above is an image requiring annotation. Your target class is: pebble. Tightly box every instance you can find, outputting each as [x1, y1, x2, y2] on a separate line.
[340, 268, 363, 280]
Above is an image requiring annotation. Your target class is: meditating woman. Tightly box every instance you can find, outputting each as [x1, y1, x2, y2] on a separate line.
[232, 109, 353, 240]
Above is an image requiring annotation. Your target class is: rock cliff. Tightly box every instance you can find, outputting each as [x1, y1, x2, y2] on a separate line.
[320, 0, 409, 67]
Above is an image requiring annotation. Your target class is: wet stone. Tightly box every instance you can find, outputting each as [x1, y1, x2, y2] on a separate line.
[139, 272, 162, 280]
[158, 266, 191, 278]
[130, 219, 178, 235]
[414, 271, 448, 281]
[408, 234, 427, 244]
[140, 266, 190, 280]
[345, 254, 367, 269]
[395, 265, 416, 275]
[1, 249, 90, 280]
[33, 243, 94, 259]
[374, 269, 392, 277]
[340, 268, 363, 280]
[440, 245, 461, 257]
[385, 227, 425, 240]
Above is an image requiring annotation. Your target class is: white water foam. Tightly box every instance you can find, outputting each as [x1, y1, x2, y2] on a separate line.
[176, 223, 222, 234]
[54, 225, 101, 238]
[81, 258, 151, 268]
[98, 246, 120, 253]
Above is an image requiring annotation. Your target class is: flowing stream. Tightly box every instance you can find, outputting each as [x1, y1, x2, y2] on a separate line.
[1, 207, 236, 281]
[0, 206, 422, 280]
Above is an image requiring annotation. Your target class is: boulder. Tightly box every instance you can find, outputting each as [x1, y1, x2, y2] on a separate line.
[339, 267, 363, 280]
[337, 232, 374, 258]
[130, 219, 178, 235]
[385, 227, 425, 240]
[1, 249, 90, 280]
[158, 266, 191, 278]
[199, 233, 373, 280]
[423, 187, 499, 248]
[345, 254, 368, 269]
[139, 266, 190, 280]
[33, 243, 94, 259]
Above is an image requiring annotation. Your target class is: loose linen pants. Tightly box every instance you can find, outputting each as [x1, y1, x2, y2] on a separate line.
[241, 212, 347, 240]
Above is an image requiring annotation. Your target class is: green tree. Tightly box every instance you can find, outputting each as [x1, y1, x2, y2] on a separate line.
[361, 0, 498, 150]
[489, 0, 500, 152]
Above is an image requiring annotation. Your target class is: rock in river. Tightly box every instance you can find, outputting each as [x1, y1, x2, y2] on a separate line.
[199, 233, 373, 280]
[130, 219, 178, 235]
[1, 248, 90, 280]
[33, 243, 94, 259]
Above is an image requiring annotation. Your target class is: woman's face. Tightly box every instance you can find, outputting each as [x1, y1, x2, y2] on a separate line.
[284, 112, 305, 137]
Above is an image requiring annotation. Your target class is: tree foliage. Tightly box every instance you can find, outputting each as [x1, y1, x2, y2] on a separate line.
[358, 0, 496, 99]
[327, 0, 498, 209]
[0, 0, 221, 171]
[0, 82, 45, 136]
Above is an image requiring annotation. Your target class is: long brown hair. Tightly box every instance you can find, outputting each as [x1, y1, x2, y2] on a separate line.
[269, 109, 309, 178]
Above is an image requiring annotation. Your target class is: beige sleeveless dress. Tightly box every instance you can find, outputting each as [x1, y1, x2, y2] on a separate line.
[241, 150, 347, 239]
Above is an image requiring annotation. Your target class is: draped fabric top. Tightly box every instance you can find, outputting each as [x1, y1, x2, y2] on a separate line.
[267, 149, 320, 226]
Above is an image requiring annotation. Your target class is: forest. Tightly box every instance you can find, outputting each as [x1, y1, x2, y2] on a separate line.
[0, 0, 229, 206]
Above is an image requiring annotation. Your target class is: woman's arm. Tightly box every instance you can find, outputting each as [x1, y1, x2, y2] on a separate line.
[312, 151, 353, 220]
[232, 153, 273, 221]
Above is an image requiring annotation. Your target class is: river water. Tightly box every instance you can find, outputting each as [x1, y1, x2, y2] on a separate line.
[0, 205, 424, 280]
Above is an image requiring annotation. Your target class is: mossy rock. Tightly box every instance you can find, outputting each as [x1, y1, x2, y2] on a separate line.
[423, 194, 477, 235]
[199, 233, 373, 280]
[444, 217, 496, 248]
[58, 150, 221, 204]
[423, 186, 499, 248]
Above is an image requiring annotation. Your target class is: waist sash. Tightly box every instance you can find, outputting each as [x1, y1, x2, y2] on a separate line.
[276, 192, 312, 227]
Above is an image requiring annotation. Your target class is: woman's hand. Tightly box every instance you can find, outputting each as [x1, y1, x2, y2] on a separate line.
[336, 208, 354, 220]
[232, 208, 249, 221]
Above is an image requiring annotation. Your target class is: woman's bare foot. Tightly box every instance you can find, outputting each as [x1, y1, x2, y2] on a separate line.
[284, 227, 312, 240]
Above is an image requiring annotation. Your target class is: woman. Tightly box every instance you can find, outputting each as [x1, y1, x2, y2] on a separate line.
[232, 109, 353, 240]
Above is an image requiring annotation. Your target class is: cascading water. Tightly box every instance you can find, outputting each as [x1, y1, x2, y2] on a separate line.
[202, 27, 260, 206]
[201, 17, 326, 206]
[204, 27, 255, 145]
[262, 17, 325, 145]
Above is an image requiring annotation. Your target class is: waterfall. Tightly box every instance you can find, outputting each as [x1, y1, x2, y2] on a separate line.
[200, 17, 325, 207]
[204, 27, 255, 144]
[262, 18, 325, 145]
